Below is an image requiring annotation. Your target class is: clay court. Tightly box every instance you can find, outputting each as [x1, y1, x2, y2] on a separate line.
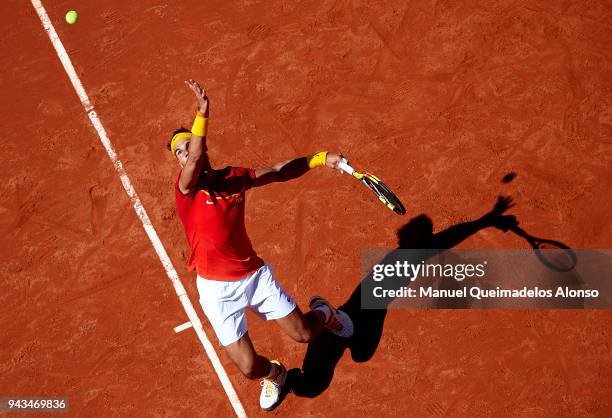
[1, 0, 611, 416]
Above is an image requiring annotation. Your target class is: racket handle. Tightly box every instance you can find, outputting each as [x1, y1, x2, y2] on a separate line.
[338, 161, 355, 176]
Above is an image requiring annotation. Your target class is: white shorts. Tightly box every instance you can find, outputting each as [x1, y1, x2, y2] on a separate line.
[196, 264, 296, 346]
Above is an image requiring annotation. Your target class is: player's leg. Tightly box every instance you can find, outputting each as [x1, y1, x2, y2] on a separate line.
[275, 296, 354, 340]
[250, 264, 354, 342]
[223, 332, 277, 379]
[222, 331, 287, 410]
[273, 304, 326, 343]
[197, 272, 287, 410]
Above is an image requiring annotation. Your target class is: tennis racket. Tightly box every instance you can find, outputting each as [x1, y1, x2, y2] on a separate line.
[509, 225, 577, 272]
[338, 159, 406, 215]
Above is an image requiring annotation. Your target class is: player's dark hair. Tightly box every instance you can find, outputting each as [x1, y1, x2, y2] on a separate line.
[167, 128, 191, 152]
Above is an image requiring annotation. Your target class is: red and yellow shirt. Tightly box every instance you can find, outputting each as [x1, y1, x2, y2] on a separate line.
[175, 166, 264, 280]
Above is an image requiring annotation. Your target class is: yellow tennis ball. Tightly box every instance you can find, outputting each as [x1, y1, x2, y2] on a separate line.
[65, 10, 79, 25]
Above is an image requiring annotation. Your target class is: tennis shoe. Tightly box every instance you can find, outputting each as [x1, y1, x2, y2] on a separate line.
[259, 360, 286, 410]
[309, 295, 354, 338]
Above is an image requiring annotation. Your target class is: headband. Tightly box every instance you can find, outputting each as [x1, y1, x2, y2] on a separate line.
[170, 132, 192, 155]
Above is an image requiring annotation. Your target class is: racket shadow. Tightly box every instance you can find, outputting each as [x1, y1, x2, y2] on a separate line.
[508, 225, 578, 273]
[290, 198, 518, 398]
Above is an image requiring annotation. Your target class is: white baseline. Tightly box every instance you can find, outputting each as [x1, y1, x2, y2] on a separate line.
[29, 1, 246, 417]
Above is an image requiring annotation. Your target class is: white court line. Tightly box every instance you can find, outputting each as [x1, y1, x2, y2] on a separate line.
[174, 321, 193, 333]
[30, 2, 247, 417]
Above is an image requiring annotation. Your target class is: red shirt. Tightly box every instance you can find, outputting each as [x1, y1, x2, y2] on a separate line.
[175, 166, 264, 280]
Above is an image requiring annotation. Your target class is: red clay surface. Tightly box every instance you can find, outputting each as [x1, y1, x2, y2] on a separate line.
[1, 0, 611, 416]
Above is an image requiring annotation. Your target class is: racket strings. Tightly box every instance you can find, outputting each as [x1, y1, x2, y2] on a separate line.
[349, 166, 406, 215]
[363, 174, 406, 215]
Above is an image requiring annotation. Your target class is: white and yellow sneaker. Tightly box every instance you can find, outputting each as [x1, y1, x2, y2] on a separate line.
[259, 360, 287, 411]
[309, 295, 354, 338]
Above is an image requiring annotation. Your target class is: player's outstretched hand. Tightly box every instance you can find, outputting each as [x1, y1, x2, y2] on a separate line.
[326, 152, 346, 170]
[185, 79, 209, 114]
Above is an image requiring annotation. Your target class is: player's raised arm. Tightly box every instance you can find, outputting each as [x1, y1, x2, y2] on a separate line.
[178, 80, 209, 194]
[252, 151, 344, 187]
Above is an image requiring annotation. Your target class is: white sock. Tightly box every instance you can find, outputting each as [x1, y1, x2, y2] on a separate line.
[314, 305, 332, 324]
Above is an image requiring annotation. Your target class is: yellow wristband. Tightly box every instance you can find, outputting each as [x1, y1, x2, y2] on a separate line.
[191, 112, 208, 137]
[307, 151, 328, 169]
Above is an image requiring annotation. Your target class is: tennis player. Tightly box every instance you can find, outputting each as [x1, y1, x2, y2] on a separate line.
[168, 80, 354, 410]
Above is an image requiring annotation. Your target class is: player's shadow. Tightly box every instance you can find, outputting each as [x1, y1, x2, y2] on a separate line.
[287, 196, 519, 397]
